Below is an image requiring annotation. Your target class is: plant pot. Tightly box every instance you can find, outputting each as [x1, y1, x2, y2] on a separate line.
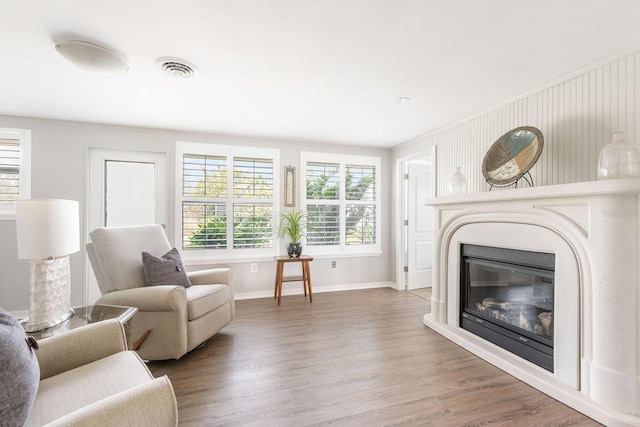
[287, 243, 302, 258]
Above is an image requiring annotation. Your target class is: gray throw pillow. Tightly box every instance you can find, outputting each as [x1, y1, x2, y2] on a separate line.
[142, 247, 192, 288]
[0, 308, 40, 426]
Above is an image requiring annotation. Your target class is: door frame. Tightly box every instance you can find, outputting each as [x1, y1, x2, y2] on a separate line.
[394, 146, 436, 291]
[85, 147, 168, 306]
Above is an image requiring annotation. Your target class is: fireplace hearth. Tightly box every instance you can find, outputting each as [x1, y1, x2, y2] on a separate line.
[460, 244, 555, 371]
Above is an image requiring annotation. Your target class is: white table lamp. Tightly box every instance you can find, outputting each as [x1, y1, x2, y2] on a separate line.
[16, 199, 80, 332]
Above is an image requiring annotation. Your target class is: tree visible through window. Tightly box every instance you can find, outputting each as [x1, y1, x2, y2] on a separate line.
[302, 152, 380, 254]
[183, 154, 227, 248]
[345, 164, 376, 245]
[177, 143, 278, 255]
[306, 162, 340, 245]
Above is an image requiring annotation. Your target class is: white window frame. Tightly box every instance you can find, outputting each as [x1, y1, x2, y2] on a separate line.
[300, 151, 381, 257]
[175, 141, 280, 261]
[0, 128, 31, 221]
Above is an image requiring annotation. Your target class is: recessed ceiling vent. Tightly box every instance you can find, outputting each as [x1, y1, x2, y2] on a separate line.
[157, 57, 198, 78]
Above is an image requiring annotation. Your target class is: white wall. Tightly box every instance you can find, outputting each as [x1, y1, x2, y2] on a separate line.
[393, 49, 640, 195]
[4, 50, 637, 312]
[389, 49, 640, 288]
[0, 116, 391, 311]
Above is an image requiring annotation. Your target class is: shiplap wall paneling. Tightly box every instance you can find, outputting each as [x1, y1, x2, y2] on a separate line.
[429, 50, 639, 196]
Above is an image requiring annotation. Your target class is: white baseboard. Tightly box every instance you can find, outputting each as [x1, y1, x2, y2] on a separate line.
[235, 281, 396, 300]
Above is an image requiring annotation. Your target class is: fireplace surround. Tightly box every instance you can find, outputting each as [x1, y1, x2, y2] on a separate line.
[424, 178, 640, 427]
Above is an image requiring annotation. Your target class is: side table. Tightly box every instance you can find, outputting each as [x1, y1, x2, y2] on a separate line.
[274, 255, 314, 305]
[20, 304, 138, 347]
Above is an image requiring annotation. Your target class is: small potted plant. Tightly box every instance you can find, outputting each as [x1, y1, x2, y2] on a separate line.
[276, 209, 307, 258]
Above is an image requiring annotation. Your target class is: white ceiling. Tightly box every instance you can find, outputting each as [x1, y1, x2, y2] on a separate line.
[2, 1, 640, 148]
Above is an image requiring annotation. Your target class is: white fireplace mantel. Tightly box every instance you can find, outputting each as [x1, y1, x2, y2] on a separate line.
[424, 178, 640, 427]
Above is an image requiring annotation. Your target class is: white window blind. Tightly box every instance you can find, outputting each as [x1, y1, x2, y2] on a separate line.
[182, 154, 227, 249]
[233, 157, 273, 198]
[301, 152, 381, 255]
[0, 139, 20, 205]
[306, 161, 340, 245]
[0, 129, 31, 220]
[183, 155, 227, 198]
[345, 164, 376, 245]
[176, 142, 278, 257]
[232, 157, 274, 248]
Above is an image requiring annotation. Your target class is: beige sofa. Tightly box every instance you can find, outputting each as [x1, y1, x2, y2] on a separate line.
[26, 319, 177, 426]
[86, 224, 235, 360]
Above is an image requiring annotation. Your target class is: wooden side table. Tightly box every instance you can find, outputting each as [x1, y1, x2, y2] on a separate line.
[274, 255, 314, 305]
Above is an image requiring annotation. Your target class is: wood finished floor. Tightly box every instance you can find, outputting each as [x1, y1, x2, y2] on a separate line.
[409, 287, 432, 301]
[148, 288, 601, 426]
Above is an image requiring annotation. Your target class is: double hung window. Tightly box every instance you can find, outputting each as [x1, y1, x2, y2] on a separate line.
[0, 128, 31, 220]
[177, 142, 278, 258]
[301, 152, 380, 255]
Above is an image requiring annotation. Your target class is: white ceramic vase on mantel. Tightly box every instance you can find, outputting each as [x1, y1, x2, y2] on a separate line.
[449, 166, 468, 194]
[597, 131, 640, 180]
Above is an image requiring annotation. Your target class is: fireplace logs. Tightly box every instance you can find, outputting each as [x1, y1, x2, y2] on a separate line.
[476, 298, 553, 338]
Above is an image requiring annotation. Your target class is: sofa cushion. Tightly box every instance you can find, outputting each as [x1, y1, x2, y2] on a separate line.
[186, 285, 231, 320]
[0, 308, 40, 426]
[27, 351, 152, 426]
[142, 248, 192, 288]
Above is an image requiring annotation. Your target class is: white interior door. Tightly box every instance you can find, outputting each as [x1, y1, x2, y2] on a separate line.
[86, 148, 167, 305]
[407, 160, 434, 290]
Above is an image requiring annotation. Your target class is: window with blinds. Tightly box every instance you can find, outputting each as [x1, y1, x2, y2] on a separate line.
[183, 155, 227, 198]
[232, 157, 273, 248]
[306, 161, 340, 245]
[177, 142, 278, 255]
[345, 164, 376, 245]
[0, 129, 31, 219]
[0, 139, 20, 205]
[301, 152, 380, 254]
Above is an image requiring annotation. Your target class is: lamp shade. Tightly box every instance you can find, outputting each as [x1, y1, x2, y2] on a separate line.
[16, 199, 80, 260]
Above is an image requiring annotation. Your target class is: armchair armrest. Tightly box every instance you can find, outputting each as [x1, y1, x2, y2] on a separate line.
[44, 376, 178, 427]
[37, 319, 127, 380]
[187, 267, 233, 286]
[96, 286, 187, 312]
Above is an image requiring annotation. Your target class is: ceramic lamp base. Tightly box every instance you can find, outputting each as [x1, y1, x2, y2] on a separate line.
[24, 257, 74, 332]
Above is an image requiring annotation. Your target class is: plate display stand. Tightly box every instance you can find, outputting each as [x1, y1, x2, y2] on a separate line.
[482, 126, 543, 190]
[486, 171, 534, 190]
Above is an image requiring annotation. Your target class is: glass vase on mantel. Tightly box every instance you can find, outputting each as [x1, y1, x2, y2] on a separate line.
[597, 131, 640, 180]
[449, 166, 468, 194]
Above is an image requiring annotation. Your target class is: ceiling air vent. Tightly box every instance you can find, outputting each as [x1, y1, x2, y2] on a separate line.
[157, 57, 198, 78]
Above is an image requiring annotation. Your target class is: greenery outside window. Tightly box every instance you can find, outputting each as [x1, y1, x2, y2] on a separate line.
[0, 128, 31, 220]
[301, 151, 381, 256]
[176, 142, 279, 259]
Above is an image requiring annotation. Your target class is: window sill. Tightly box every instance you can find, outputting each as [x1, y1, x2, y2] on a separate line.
[181, 250, 383, 266]
[303, 251, 383, 260]
[182, 253, 276, 266]
[0, 211, 16, 221]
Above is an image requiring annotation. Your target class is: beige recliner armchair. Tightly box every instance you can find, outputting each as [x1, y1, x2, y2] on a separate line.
[86, 224, 234, 360]
[27, 318, 178, 426]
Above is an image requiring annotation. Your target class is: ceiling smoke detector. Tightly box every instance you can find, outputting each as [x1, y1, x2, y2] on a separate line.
[157, 57, 198, 78]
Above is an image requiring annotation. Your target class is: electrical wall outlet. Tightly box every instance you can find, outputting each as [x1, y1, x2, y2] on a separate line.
[331, 260, 336, 268]
[250, 263, 258, 272]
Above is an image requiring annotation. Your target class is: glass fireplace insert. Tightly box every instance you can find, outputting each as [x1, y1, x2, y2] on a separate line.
[460, 244, 555, 372]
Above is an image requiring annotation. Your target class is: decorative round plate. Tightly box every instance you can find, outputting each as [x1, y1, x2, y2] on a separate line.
[482, 126, 544, 187]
